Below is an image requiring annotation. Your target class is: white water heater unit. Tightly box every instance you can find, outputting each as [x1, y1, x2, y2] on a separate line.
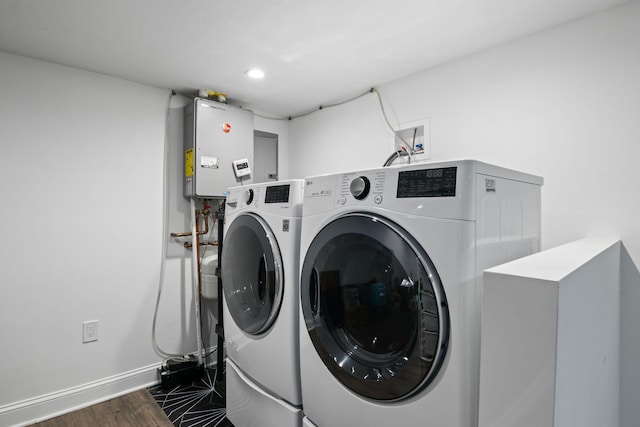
[184, 98, 254, 199]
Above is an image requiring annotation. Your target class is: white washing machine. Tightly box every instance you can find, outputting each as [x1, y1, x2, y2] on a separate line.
[299, 160, 542, 427]
[222, 179, 305, 427]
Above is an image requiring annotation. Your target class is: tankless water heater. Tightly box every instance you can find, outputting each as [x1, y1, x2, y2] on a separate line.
[184, 98, 254, 199]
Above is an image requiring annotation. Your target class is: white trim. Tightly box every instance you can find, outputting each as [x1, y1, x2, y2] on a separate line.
[0, 362, 161, 427]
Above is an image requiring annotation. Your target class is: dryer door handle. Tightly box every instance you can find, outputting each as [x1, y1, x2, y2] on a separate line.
[310, 267, 320, 317]
[257, 254, 267, 302]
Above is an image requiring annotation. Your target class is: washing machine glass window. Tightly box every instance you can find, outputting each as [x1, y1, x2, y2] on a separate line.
[301, 213, 449, 401]
[222, 213, 284, 335]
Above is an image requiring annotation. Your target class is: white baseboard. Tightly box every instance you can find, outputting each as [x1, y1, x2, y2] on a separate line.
[0, 363, 162, 427]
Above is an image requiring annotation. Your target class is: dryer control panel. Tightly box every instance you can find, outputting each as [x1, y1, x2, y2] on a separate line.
[397, 166, 457, 198]
[338, 170, 387, 206]
[304, 161, 480, 220]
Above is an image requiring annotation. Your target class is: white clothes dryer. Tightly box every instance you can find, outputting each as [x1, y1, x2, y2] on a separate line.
[299, 160, 542, 427]
[222, 179, 304, 427]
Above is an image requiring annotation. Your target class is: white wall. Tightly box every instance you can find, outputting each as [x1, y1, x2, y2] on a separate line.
[0, 52, 201, 425]
[288, 2, 640, 424]
[289, 92, 393, 178]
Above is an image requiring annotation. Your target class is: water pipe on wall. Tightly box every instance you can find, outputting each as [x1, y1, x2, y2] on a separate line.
[189, 198, 204, 366]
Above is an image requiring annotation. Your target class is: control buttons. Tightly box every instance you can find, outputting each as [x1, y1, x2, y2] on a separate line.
[339, 196, 347, 205]
[350, 176, 371, 200]
[245, 188, 254, 205]
[374, 195, 383, 204]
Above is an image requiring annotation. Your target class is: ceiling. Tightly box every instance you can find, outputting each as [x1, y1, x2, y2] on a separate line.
[0, 0, 628, 117]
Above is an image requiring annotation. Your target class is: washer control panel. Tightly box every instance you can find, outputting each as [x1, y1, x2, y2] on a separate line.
[245, 188, 254, 205]
[265, 184, 291, 204]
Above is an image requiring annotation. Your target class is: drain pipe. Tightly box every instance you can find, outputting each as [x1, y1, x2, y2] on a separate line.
[189, 197, 204, 366]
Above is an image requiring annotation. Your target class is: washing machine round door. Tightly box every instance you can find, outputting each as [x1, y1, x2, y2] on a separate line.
[301, 212, 449, 401]
[222, 213, 283, 335]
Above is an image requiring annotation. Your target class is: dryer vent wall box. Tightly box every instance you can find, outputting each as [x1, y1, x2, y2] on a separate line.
[184, 98, 254, 199]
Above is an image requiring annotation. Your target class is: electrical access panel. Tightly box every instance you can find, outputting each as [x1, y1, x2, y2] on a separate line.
[184, 98, 254, 199]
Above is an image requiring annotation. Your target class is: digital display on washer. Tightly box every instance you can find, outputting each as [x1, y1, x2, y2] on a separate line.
[265, 184, 290, 203]
[397, 167, 457, 198]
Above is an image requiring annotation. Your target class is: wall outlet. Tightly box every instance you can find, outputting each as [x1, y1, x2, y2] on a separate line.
[83, 320, 99, 343]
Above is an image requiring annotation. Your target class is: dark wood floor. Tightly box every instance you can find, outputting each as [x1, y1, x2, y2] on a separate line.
[31, 389, 173, 427]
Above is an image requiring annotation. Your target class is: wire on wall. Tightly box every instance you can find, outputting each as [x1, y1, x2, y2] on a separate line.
[253, 89, 372, 121]
[253, 87, 413, 165]
[370, 88, 413, 165]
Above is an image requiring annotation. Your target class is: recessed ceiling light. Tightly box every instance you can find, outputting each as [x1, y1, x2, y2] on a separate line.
[245, 69, 265, 79]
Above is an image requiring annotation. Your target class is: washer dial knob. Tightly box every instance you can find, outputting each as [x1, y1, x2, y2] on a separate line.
[350, 176, 371, 200]
[245, 188, 254, 205]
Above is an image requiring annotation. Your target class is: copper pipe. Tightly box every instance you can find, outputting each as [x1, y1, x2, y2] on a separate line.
[171, 231, 204, 237]
[195, 213, 202, 294]
[184, 241, 218, 249]
[170, 210, 210, 237]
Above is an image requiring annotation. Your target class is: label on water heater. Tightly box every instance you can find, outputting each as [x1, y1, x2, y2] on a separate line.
[185, 149, 194, 177]
[201, 156, 219, 169]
